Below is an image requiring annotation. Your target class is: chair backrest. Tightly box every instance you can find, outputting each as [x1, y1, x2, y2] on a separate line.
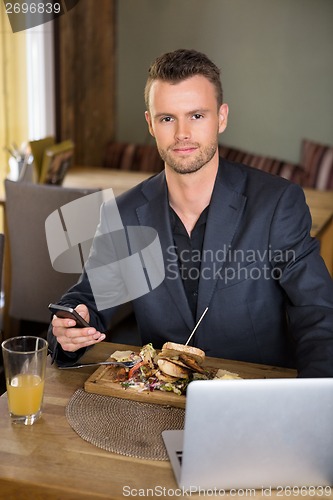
[29, 136, 55, 181]
[5, 180, 100, 323]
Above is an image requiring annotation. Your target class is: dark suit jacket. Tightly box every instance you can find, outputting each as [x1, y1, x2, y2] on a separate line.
[48, 159, 333, 376]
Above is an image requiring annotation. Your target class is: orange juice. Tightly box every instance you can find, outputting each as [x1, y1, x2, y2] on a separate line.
[7, 374, 44, 415]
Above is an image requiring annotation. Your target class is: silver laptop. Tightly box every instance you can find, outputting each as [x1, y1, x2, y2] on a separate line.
[162, 378, 333, 491]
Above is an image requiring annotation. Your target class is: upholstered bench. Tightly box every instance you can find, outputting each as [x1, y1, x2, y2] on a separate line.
[300, 139, 333, 190]
[104, 139, 333, 190]
[104, 142, 163, 173]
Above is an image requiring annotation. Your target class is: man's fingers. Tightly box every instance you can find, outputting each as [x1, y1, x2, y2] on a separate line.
[60, 332, 105, 351]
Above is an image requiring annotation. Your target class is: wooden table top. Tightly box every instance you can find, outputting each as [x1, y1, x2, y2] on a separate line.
[303, 189, 333, 238]
[303, 188, 333, 211]
[63, 166, 152, 196]
[0, 341, 304, 499]
[310, 207, 333, 237]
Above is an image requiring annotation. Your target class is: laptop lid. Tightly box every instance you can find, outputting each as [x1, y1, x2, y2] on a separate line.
[162, 378, 333, 491]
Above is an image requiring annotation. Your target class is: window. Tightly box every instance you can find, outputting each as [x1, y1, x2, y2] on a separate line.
[0, 6, 55, 183]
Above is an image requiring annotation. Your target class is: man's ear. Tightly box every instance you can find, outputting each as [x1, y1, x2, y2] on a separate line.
[218, 103, 229, 134]
[145, 111, 155, 137]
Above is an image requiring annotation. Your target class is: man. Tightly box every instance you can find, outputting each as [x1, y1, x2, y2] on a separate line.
[48, 49, 333, 376]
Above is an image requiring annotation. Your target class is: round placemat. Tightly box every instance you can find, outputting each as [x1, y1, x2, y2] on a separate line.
[66, 388, 185, 460]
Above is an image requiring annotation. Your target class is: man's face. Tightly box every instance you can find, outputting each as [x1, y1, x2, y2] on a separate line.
[145, 75, 228, 175]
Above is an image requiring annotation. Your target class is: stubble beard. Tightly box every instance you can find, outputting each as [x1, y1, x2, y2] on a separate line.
[157, 141, 218, 175]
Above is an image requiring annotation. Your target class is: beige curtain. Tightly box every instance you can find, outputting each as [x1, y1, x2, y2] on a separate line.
[0, 3, 29, 184]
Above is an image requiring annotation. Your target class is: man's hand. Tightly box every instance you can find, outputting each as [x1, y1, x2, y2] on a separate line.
[51, 304, 105, 352]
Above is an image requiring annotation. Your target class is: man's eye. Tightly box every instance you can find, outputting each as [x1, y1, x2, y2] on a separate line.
[192, 113, 203, 120]
[161, 116, 174, 123]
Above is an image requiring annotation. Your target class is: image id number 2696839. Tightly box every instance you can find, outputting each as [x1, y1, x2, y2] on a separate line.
[272, 485, 332, 496]
[5, 2, 61, 14]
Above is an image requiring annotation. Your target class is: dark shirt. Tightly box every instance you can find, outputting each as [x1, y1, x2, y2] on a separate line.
[169, 205, 209, 319]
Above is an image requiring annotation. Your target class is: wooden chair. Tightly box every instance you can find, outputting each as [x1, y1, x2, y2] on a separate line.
[3, 180, 99, 337]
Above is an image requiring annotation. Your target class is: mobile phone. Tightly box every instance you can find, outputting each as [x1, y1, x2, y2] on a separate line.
[48, 303, 90, 328]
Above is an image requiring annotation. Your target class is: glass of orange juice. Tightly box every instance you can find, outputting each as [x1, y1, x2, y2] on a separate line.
[1, 336, 48, 425]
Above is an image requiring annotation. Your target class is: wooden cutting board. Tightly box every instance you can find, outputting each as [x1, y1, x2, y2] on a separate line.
[84, 361, 188, 409]
[84, 355, 229, 409]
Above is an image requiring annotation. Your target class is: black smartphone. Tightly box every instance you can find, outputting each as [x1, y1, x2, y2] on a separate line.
[48, 303, 90, 328]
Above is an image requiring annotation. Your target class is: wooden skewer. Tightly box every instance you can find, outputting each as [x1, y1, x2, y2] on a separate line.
[185, 307, 208, 346]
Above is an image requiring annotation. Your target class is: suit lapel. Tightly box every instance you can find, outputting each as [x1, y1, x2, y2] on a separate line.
[135, 161, 247, 329]
[196, 162, 247, 321]
[136, 172, 194, 331]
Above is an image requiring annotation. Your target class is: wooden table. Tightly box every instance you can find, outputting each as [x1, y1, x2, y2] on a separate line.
[0, 341, 310, 499]
[309, 207, 333, 275]
[63, 166, 152, 196]
[304, 189, 333, 276]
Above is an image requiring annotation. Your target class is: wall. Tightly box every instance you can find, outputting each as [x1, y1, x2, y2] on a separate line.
[116, 0, 333, 163]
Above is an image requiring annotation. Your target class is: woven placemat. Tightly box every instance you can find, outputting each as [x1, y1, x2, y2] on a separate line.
[66, 388, 185, 460]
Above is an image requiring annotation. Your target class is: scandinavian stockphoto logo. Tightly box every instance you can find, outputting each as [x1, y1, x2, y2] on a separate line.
[3, 0, 81, 33]
[45, 189, 165, 311]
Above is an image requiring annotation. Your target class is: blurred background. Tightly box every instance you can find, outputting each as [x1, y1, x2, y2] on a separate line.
[0, 0, 332, 177]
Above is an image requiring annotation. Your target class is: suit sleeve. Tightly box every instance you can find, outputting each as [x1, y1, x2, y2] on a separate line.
[47, 201, 128, 365]
[269, 183, 333, 376]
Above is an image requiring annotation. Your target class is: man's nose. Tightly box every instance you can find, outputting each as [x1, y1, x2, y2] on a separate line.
[175, 119, 191, 141]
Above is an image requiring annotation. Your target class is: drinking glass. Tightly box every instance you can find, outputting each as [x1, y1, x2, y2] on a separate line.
[1, 336, 48, 425]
